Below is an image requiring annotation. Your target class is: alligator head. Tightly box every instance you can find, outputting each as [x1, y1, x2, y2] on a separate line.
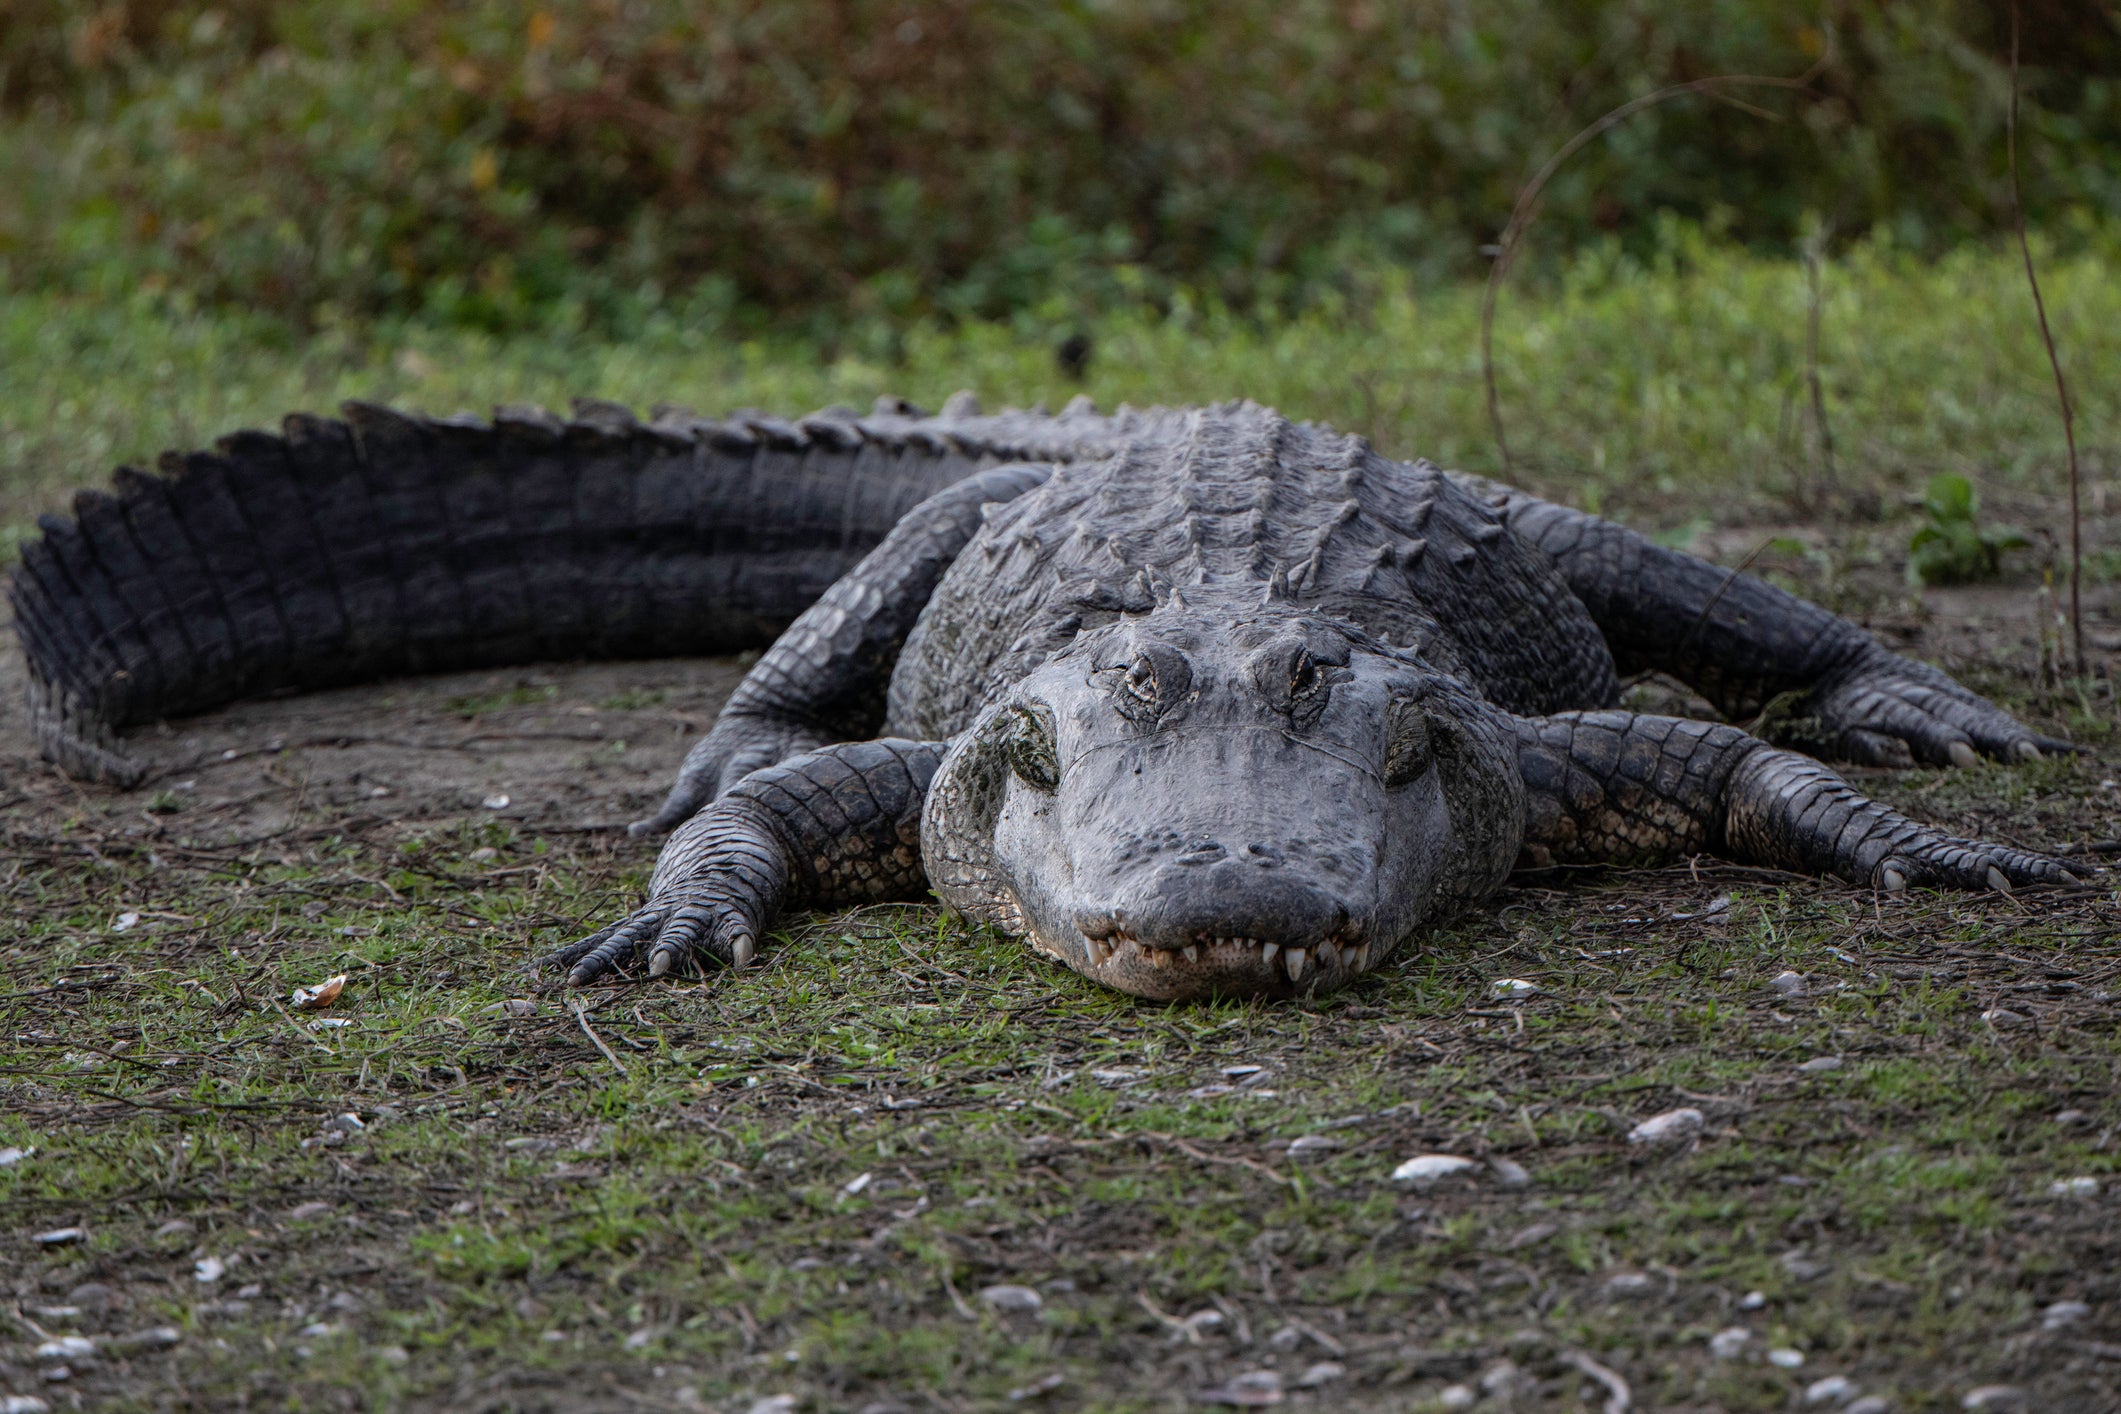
[922, 589, 1527, 1000]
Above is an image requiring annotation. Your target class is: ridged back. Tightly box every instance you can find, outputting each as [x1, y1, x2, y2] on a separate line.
[10, 395, 1152, 781]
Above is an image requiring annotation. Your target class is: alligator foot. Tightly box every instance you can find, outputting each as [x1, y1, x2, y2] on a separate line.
[556, 738, 943, 986]
[1803, 649, 2081, 768]
[1518, 711, 2079, 891]
[551, 897, 763, 986]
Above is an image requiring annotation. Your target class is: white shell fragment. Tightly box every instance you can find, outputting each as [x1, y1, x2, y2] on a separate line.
[1488, 1156, 1531, 1188]
[1391, 1153, 1478, 1186]
[0, 1146, 34, 1167]
[1769, 970, 1808, 997]
[290, 974, 347, 1011]
[1285, 1135, 1341, 1159]
[2042, 1300, 2091, 1330]
[1768, 1348, 1806, 1369]
[1804, 1375, 1856, 1404]
[1196, 1369, 1282, 1406]
[2049, 1176, 2099, 1198]
[35, 1336, 96, 1361]
[1627, 1107, 1705, 1145]
[1491, 978, 1539, 999]
[1798, 1056, 1844, 1073]
[978, 1284, 1043, 1313]
[481, 793, 511, 810]
[1709, 1327, 1750, 1359]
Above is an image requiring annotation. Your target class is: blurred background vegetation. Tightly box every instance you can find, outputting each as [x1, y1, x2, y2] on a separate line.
[2, 0, 2118, 336]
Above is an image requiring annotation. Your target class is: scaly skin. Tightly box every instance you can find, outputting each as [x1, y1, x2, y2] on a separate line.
[549, 403, 2075, 998]
[10, 395, 2076, 1001]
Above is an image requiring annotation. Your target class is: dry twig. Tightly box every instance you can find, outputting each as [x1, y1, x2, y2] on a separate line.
[570, 998, 629, 1075]
[1563, 1349, 1633, 1413]
[1482, 51, 1831, 473]
[2006, 2, 2086, 673]
[1803, 227, 1838, 498]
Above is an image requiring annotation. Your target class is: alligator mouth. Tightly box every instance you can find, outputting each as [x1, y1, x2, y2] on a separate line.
[1077, 929, 1375, 987]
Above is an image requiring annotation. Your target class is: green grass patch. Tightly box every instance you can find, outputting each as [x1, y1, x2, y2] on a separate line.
[0, 244, 2117, 1408]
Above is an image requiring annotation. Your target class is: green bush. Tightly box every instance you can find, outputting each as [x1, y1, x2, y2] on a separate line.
[2, 1, 2118, 330]
[1906, 472, 2031, 585]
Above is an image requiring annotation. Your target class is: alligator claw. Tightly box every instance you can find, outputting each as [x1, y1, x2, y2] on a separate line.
[1810, 654, 2076, 769]
[1871, 841, 2075, 896]
[549, 897, 762, 986]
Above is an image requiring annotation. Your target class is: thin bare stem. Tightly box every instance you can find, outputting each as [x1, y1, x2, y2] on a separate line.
[2006, 3, 2084, 674]
[1481, 52, 1829, 474]
[570, 997, 628, 1075]
[1803, 230, 1838, 500]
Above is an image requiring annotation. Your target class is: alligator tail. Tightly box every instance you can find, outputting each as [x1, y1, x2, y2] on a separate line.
[9, 396, 1076, 786]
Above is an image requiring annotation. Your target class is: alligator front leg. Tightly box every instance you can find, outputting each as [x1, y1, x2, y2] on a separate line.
[558, 738, 946, 985]
[632, 464, 1051, 834]
[1514, 711, 2075, 889]
[1461, 477, 2074, 767]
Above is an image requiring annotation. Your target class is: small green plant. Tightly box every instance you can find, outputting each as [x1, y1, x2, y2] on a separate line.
[1907, 474, 2028, 586]
[444, 682, 558, 717]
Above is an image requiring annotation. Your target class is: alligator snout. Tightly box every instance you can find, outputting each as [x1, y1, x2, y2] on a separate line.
[1070, 858, 1371, 997]
[1112, 859, 1349, 949]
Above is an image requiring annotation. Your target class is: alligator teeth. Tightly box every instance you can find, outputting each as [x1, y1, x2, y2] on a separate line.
[1318, 940, 1341, 972]
[1351, 942, 1371, 973]
[1260, 942, 1280, 967]
[1182, 944, 1200, 965]
[1285, 947, 1308, 982]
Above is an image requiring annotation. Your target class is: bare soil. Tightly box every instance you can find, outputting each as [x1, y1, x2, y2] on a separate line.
[0, 566, 2116, 1414]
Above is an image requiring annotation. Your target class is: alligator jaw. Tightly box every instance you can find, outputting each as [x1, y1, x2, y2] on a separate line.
[1072, 928, 1378, 1000]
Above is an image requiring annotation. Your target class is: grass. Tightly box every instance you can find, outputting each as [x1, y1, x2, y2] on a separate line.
[0, 236, 2118, 1411]
[3, 813, 2118, 1410]
[3, 227, 2119, 534]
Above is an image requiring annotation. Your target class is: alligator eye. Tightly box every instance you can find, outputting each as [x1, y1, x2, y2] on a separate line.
[1105, 643, 1192, 724]
[1005, 704, 1060, 791]
[1123, 655, 1158, 706]
[1383, 697, 1432, 787]
[1289, 649, 1322, 699]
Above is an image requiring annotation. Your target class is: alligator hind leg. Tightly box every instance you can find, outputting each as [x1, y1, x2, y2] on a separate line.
[1513, 711, 2075, 889]
[632, 463, 1052, 834]
[560, 738, 946, 985]
[1462, 477, 2075, 767]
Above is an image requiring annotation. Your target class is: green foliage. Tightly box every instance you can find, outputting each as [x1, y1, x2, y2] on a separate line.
[2, 0, 2119, 330]
[6, 230, 2116, 533]
[1907, 473, 2031, 586]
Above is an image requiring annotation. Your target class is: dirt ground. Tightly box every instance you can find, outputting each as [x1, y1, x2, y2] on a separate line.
[0, 555, 2117, 1413]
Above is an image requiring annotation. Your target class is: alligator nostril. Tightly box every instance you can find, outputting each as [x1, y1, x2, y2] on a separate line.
[1245, 842, 1284, 867]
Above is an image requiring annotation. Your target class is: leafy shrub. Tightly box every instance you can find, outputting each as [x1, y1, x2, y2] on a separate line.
[2, 1, 2118, 329]
[1907, 473, 2030, 585]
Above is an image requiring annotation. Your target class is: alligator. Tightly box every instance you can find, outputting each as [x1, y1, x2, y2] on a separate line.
[10, 394, 2077, 1000]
